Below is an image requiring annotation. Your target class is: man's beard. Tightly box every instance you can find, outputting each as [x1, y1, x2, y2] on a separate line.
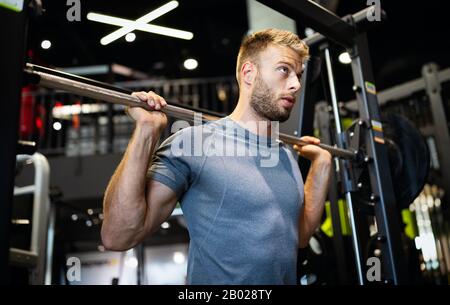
[250, 75, 291, 122]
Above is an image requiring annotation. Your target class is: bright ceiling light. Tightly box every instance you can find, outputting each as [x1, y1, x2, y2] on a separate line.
[137, 24, 193, 40]
[338, 52, 352, 64]
[125, 32, 136, 42]
[100, 0, 179, 45]
[41, 40, 51, 49]
[183, 58, 198, 70]
[53, 121, 62, 131]
[87, 13, 193, 42]
[87, 1, 193, 45]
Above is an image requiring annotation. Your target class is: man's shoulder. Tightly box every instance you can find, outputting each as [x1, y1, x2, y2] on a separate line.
[167, 118, 226, 140]
[160, 119, 225, 149]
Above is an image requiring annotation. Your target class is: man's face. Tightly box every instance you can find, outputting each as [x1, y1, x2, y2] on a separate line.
[250, 44, 303, 122]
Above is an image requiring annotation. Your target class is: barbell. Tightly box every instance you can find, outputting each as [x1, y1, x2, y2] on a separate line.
[24, 63, 356, 160]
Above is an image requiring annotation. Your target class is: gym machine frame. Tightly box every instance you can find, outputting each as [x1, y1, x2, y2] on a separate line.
[346, 63, 450, 203]
[0, 1, 29, 284]
[259, 0, 408, 284]
[12, 153, 53, 285]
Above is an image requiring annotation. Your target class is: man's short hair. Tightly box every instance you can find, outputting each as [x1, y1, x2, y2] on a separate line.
[236, 28, 309, 85]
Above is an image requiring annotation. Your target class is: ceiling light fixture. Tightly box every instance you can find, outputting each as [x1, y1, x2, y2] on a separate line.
[183, 58, 198, 70]
[87, 1, 193, 45]
[41, 40, 51, 49]
[125, 32, 136, 42]
[87, 13, 193, 42]
[338, 52, 352, 64]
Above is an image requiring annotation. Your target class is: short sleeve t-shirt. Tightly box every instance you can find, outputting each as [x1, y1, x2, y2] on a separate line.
[148, 117, 304, 284]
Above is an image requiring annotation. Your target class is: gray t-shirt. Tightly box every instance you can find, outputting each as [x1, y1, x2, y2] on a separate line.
[148, 117, 304, 284]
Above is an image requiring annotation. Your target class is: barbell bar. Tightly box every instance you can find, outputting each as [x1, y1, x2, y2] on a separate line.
[24, 63, 356, 160]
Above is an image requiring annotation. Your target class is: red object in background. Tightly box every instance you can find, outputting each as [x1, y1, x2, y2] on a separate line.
[21, 51, 48, 142]
[19, 86, 35, 139]
[19, 85, 46, 141]
[72, 100, 81, 129]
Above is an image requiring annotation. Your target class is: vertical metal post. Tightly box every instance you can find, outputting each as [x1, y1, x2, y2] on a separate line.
[323, 47, 365, 284]
[136, 244, 145, 285]
[45, 204, 56, 284]
[0, 1, 28, 284]
[350, 32, 408, 284]
[422, 64, 450, 202]
[293, 59, 323, 180]
[315, 102, 351, 284]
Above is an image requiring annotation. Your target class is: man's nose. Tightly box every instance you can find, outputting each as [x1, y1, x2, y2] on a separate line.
[288, 75, 301, 93]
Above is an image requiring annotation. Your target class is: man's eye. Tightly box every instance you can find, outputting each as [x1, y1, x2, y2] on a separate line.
[278, 66, 289, 74]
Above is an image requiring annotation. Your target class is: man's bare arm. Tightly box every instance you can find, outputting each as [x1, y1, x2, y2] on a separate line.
[101, 91, 178, 251]
[298, 156, 331, 248]
[293, 136, 332, 248]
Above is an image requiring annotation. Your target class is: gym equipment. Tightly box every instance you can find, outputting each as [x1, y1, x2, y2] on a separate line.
[351, 113, 430, 210]
[298, 231, 337, 285]
[346, 63, 450, 204]
[16, 140, 37, 155]
[24, 63, 356, 160]
[11, 153, 52, 284]
[288, 0, 409, 282]
[0, 1, 28, 284]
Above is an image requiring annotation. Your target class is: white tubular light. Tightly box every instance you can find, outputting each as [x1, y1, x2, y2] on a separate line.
[87, 13, 193, 41]
[101, 1, 179, 45]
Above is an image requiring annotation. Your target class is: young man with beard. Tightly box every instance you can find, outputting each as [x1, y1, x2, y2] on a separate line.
[101, 29, 332, 284]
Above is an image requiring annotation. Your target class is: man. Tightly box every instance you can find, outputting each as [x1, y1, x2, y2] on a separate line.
[102, 28, 331, 284]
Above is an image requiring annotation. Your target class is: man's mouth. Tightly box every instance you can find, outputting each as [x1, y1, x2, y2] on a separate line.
[280, 96, 295, 108]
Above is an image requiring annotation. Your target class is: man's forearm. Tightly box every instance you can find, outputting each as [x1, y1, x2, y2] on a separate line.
[299, 157, 331, 248]
[102, 124, 161, 249]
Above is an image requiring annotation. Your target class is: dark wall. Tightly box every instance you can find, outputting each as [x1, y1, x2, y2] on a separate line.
[16, 153, 123, 201]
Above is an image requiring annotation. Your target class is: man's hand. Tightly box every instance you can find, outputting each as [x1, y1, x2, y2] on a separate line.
[293, 136, 332, 163]
[128, 91, 168, 133]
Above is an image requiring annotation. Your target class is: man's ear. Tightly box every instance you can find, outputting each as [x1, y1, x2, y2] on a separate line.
[241, 62, 256, 86]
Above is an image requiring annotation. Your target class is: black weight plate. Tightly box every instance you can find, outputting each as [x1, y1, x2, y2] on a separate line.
[356, 113, 429, 209]
[382, 113, 430, 209]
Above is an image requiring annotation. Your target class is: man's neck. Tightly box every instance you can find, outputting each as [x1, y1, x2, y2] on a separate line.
[229, 97, 273, 137]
